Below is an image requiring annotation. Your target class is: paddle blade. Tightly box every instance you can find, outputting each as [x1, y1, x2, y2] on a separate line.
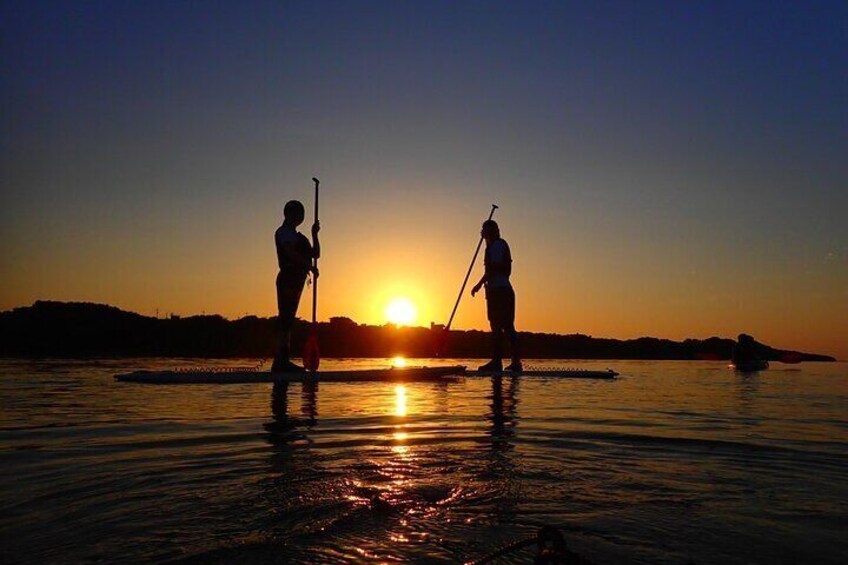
[303, 329, 320, 372]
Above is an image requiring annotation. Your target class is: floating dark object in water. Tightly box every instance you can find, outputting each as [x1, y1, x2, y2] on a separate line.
[730, 360, 769, 373]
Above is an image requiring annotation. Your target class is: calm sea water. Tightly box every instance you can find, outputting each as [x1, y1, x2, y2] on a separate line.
[0, 359, 846, 564]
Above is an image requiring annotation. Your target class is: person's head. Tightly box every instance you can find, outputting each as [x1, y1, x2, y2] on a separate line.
[283, 200, 305, 226]
[481, 219, 500, 241]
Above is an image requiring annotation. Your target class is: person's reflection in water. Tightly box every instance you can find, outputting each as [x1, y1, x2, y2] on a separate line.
[301, 381, 318, 428]
[265, 381, 318, 448]
[262, 380, 324, 546]
[485, 375, 521, 523]
[488, 375, 519, 450]
[734, 372, 761, 428]
[266, 382, 294, 437]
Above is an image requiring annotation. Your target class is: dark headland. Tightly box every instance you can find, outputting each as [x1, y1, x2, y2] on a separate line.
[0, 301, 836, 361]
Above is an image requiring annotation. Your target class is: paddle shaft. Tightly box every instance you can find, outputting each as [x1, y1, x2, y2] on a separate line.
[444, 204, 498, 331]
[311, 177, 319, 324]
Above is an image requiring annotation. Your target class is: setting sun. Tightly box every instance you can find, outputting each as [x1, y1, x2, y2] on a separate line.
[392, 356, 407, 367]
[385, 298, 417, 326]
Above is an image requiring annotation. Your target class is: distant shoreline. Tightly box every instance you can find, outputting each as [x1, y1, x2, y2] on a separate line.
[0, 301, 836, 362]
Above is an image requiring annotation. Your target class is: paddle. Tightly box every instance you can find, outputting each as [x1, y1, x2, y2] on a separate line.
[303, 177, 320, 372]
[436, 204, 498, 356]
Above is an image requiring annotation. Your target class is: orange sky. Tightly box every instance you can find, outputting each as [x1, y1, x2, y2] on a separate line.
[2, 177, 845, 359]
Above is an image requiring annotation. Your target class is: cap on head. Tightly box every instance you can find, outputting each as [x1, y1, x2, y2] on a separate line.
[284, 200, 305, 222]
[482, 219, 500, 238]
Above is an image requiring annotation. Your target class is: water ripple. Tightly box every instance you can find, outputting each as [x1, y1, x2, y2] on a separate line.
[1, 359, 846, 564]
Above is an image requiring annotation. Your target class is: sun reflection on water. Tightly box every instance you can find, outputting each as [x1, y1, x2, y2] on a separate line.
[394, 385, 407, 417]
[392, 429, 410, 456]
[393, 386, 410, 455]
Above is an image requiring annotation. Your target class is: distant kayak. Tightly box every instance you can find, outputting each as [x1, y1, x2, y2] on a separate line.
[731, 360, 769, 372]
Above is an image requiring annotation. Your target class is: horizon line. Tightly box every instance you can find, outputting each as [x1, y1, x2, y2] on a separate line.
[5, 299, 838, 359]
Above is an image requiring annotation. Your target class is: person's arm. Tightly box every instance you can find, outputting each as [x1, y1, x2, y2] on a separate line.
[471, 273, 488, 297]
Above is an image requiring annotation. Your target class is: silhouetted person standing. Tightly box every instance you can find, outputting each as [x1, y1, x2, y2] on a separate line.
[471, 220, 522, 372]
[273, 200, 320, 372]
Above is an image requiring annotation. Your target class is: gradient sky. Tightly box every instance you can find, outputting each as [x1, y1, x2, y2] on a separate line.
[2, 1, 846, 358]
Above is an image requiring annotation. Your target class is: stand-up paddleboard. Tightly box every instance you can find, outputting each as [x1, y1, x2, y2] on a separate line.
[115, 365, 465, 385]
[115, 365, 618, 384]
[466, 368, 618, 379]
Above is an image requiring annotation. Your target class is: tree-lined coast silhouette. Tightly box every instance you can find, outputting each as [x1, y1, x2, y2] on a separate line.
[0, 301, 834, 362]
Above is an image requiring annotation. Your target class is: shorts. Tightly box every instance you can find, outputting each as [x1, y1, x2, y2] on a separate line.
[486, 285, 515, 327]
[276, 272, 304, 324]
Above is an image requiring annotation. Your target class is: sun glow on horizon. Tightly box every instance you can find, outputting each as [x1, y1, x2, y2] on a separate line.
[392, 356, 407, 367]
[385, 297, 417, 326]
